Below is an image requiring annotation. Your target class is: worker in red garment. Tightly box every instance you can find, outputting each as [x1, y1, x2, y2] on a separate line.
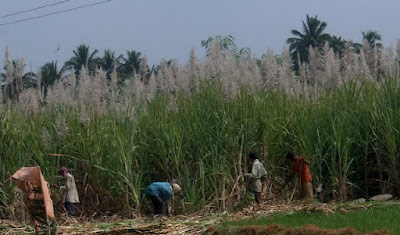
[285, 152, 314, 200]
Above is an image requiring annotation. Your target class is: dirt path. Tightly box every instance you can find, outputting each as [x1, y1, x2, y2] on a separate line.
[1, 200, 397, 234]
[1, 214, 220, 234]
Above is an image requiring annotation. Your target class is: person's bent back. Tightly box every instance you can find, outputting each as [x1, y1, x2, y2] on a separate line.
[145, 182, 181, 215]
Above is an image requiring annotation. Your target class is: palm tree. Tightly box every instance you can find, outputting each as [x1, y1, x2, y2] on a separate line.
[120, 50, 142, 77]
[351, 42, 362, 54]
[99, 49, 123, 79]
[63, 44, 99, 76]
[287, 15, 331, 65]
[149, 64, 160, 76]
[41, 61, 62, 94]
[362, 30, 382, 49]
[201, 35, 238, 56]
[1, 59, 37, 100]
[329, 36, 346, 56]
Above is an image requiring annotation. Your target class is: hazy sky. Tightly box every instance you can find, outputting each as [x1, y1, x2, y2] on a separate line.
[0, 0, 399, 70]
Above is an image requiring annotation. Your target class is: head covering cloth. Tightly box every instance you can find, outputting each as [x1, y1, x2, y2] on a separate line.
[12, 166, 55, 221]
[59, 166, 69, 178]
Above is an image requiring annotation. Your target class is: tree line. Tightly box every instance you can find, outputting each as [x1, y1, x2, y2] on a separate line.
[0, 15, 383, 100]
[287, 15, 382, 69]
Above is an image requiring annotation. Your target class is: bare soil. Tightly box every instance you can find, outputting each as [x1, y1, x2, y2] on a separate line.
[1, 201, 397, 234]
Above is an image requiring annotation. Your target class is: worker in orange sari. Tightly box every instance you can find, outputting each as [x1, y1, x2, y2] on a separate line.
[285, 152, 314, 200]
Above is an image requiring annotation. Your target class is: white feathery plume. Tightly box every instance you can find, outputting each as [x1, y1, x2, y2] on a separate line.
[36, 69, 42, 104]
[262, 49, 279, 91]
[371, 46, 379, 80]
[55, 116, 69, 139]
[133, 74, 145, 106]
[186, 48, 201, 92]
[279, 47, 297, 94]
[64, 69, 77, 106]
[248, 55, 262, 94]
[307, 46, 321, 87]
[140, 56, 149, 76]
[18, 88, 39, 115]
[110, 65, 118, 108]
[396, 39, 400, 60]
[94, 68, 107, 111]
[322, 43, 342, 90]
[146, 72, 157, 101]
[379, 46, 394, 79]
[221, 51, 238, 98]
[188, 48, 198, 75]
[5, 47, 14, 85]
[341, 43, 359, 83]
[171, 61, 189, 96]
[359, 49, 372, 81]
[78, 67, 90, 109]
[298, 61, 309, 95]
[207, 39, 223, 79]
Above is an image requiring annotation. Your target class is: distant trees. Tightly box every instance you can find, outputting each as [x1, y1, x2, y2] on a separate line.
[1, 59, 36, 100]
[201, 35, 238, 56]
[286, 15, 383, 68]
[119, 50, 143, 76]
[287, 15, 331, 66]
[41, 61, 62, 95]
[41, 61, 61, 87]
[63, 44, 99, 76]
[328, 36, 346, 56]
[0, 17, 385, 102]
[362, 30, 382, 49]
[99, 49, 122, 79]
[62, 46, 148, 81]
[350, 31, 382, 54]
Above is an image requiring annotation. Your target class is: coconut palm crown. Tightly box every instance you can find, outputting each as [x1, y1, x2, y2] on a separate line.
[287, 15, 331, 65]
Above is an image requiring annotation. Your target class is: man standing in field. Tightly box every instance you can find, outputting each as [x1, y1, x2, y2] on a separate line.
[57, 167, 79, 216]
[285, 152, 314, 200]
[145, 182, 182, 215]
[245, 152, 268, 204]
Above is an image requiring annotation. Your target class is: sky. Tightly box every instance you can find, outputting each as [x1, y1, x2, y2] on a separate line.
[0, 0, 399, 71]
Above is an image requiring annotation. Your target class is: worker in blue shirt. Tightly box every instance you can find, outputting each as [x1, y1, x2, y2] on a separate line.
[145, 182, 182, 215]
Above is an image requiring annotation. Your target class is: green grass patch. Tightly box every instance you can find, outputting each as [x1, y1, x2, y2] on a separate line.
[219, 205, 400, 234]
[97, 220, 136, 229]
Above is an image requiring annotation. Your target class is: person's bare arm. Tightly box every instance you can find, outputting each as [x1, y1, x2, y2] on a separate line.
[60, 176, 72, 190]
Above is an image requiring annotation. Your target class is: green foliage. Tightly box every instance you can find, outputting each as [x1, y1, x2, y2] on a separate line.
[287, 15, 331, 65]
[99, 49, 123, 80]
[41, 61, 61, 87]
[1, 79, 400, 216]
[362, 30, 382, 49]
[63, 44, 100, 76]
[219, 205, 400, 234]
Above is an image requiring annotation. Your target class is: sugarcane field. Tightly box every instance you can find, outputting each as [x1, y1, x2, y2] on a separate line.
[1, 3, 400, 234]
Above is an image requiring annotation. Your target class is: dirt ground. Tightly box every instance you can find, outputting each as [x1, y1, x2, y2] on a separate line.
[1, 214, 218, 234]
[0, 201, 396, 234]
